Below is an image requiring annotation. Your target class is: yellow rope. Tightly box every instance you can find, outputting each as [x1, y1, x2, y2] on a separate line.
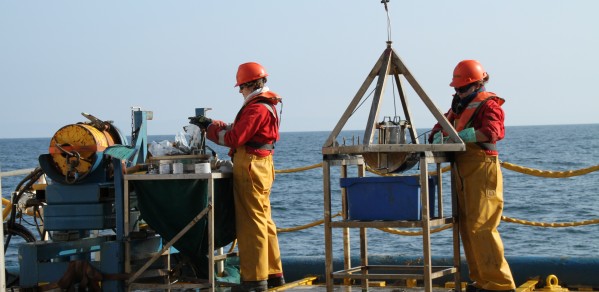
[375, 216, 599, 235]
[9, 161, 599, 232]
[366, 165, 451, 176]
[501, 216, 599, 227]
[275, 163, 322, 174]
[277, 214, 599, 235]
[377, 224, 453, 236]
[277, 212, 342, 233]
[500, 161, 599, 178]
[270, 161, 599, 232]
[274, 160, 599, 178]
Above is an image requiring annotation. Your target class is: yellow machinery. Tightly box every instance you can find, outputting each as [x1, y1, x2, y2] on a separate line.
[44, 113, 126, 184]
[17, 110, 152, 291]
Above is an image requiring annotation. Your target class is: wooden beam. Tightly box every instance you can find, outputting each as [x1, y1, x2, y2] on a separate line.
[391, 52, 461, 143]
[364, 47, 392, 145]
[323, 49, 388, 148]
[394, 73, 419, 144]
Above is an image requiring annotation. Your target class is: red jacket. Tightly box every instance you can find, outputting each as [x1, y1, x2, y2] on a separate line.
[207, 91, 280, 157]
[430, 91, 505, 154]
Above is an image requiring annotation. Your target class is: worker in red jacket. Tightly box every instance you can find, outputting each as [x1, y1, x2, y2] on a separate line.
[429, 60, 516, 292]
[190, 62, 284, 292]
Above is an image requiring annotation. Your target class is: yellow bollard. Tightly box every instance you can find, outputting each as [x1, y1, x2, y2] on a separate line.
[536, 275, 568, 292]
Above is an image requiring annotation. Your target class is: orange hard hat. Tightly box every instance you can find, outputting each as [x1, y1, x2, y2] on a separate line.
[449, 60, 488, 88]
[235, 62, 268, 87]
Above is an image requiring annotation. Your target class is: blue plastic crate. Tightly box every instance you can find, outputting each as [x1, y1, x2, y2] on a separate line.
[340, 176, 437, 221]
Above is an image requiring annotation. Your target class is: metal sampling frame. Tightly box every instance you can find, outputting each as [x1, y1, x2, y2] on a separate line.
[321, 41, 466, 292]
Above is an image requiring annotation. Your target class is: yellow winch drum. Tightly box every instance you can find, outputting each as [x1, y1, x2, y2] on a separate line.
[48, 123, 117, 179]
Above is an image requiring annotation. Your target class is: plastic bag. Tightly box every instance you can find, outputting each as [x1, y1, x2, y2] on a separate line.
[185, 124, 203, 150]
[148, 140, 185, 156]
[174, 131, 191, 153]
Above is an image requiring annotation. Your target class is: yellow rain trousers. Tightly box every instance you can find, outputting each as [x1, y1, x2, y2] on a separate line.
[232, 147, 283, 282]
[453, 144, 516, 290]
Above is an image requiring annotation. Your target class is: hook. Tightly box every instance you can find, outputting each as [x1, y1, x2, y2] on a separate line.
[381, 0, 390, 11]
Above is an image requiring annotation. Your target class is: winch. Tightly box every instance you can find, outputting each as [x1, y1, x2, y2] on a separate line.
[19, 109, 154, 291]
[38, 112, 129, 231]
[42, 113, 127, 184]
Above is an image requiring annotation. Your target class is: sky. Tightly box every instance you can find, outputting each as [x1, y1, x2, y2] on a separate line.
[1, 1, 598, 139]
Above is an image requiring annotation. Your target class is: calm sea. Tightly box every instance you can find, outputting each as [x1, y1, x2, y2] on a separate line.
[1, 124, 598, 269]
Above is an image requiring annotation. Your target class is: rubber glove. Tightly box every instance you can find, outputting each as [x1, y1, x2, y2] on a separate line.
[458, 127, 476, 142]
[431, 132, 449, 144]
[188, 115, 212, 129]
[432, 132, 443, 144]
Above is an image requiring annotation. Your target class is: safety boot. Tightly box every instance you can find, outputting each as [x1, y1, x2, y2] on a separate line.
[466, 283, 479, 292]
[231, 280, 268, 292]
[267, 275, 285, 288]
[466, 283, 516, 292]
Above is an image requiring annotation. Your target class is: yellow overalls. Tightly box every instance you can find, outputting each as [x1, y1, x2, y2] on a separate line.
[454, 143, 516, 290]
[232, 146, 283, 281]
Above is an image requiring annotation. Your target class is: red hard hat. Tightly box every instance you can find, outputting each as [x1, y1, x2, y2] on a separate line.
[235, 62, 268, 87]
[449, 60, 488, 88]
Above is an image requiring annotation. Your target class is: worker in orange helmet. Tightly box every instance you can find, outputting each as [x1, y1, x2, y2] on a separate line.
[429, 60, 516, 292]
[189, 62, 284, 292]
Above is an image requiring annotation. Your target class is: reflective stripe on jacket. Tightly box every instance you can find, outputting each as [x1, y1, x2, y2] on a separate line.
[429, 91, 505, 154]
[453, 91, 504, 132]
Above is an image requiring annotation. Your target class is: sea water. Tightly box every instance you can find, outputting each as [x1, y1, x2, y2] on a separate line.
[1, 124, 598, 270]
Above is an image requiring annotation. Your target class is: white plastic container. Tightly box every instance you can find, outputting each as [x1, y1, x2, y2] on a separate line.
[195, 162, 211, 174]
[159, 163, 171, 174]
[172, 162, 184, 174]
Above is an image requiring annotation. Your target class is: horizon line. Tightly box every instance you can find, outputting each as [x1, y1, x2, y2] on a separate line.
[1, 122, 598, 140]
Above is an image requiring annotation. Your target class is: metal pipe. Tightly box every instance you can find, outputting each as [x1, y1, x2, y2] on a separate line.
[279, 255, 599, 287]
[0, 168, 36, 178]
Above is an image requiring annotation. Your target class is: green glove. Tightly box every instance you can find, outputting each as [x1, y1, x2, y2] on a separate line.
[432, 132, 449, 144]
[458, 127, 476, 142]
